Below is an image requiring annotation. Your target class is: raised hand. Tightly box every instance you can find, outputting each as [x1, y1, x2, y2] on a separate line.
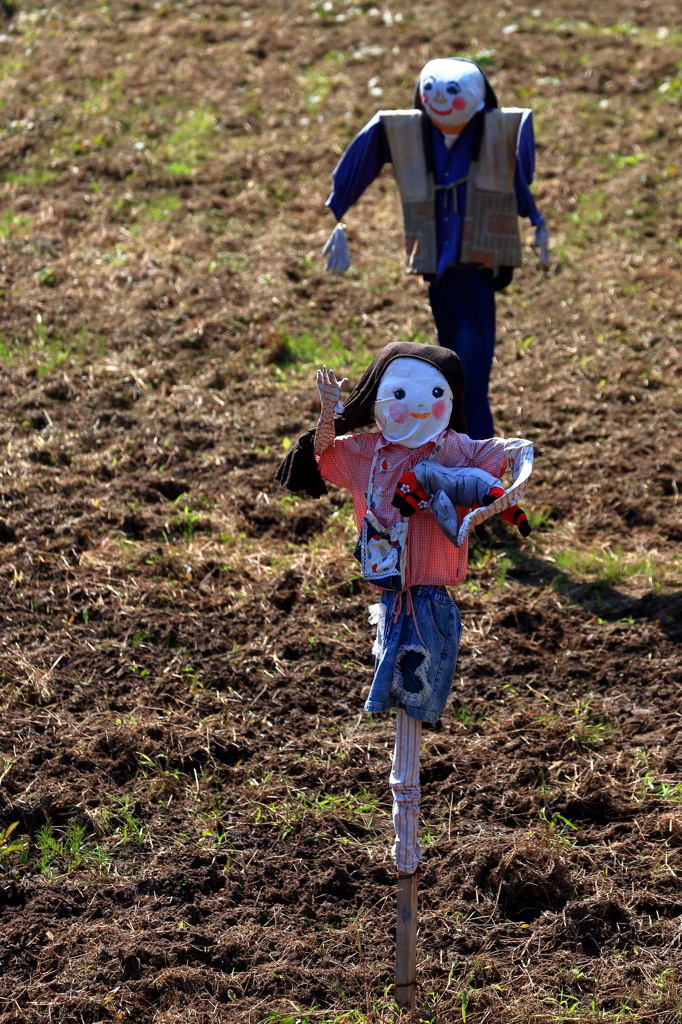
[314, 366, 348, 455]
[316, 366, 348, 410]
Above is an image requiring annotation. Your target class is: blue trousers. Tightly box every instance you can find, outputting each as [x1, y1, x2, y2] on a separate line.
[364, 586, 462, 724]
[428, 266, 497, 440]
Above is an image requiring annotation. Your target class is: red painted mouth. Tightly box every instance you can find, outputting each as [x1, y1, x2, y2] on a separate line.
[409, 411, 431, 419]
[424, 97, 467, 115]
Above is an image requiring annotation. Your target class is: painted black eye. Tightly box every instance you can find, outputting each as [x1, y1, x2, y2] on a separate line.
[394, 388, 406, 400]
[423, 81, 433, 91]
[432, 386, 444, 398]
[446, 82, 461, 95]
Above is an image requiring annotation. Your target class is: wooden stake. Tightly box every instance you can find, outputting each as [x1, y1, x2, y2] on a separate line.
[394, 871, 418, 1010]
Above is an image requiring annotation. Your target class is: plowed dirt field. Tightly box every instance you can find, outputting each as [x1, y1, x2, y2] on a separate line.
[0, 0, 681, 1021]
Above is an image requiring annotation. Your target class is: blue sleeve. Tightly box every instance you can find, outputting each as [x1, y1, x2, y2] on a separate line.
[514, 111, 544, 227]
[326, 112, 392, 221]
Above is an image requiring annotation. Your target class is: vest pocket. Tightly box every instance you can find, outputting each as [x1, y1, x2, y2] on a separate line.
[461, 187, 522, 268]
[402, 200, 438, 275]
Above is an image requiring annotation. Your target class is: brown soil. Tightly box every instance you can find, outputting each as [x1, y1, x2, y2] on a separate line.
[0, 0, 681, 1021]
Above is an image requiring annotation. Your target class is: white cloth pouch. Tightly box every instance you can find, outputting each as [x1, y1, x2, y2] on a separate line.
[353, 510, 408, 592]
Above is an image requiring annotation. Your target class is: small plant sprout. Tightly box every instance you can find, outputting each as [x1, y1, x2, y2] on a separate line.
[138, 752, 186, 781]
[565, 698, 608, 751]
[114, 797, 148, 846]
[0, 822, 28, 868]
[638, 773, 682, 803]
[35, 822, 61, 875]
[173, 501, 201, 542]
[496, 555, 512, 588]
[35, 266, 57, 286]
[541, 810, 579, 847]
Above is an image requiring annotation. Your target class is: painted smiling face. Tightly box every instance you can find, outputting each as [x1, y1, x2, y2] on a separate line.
[374, 357, 453, 449]
[419, 58, 486, 135]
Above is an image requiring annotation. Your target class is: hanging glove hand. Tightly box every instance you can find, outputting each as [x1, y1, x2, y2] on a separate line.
[392, 471, 431, 517]
[535, 223, 549, 269]
[316, 365, 348, 414]
[322, 222, 351, 275]
[474, 486, 531, 539]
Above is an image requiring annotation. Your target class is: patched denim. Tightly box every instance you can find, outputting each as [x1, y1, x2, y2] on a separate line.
[364, 585, 462, 724]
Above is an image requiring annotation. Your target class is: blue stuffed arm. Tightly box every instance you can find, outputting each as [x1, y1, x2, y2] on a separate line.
[325, 112, 392, 220]
[515, 111, 549, 267]
[413, 463, 502, 507]
[323, 113, 391, 274]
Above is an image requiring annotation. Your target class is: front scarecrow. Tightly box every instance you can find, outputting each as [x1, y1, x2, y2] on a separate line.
[276, 342, 534, 1008]
[322, 57, 548, 440]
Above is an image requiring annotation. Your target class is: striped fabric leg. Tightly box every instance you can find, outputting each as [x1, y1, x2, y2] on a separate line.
[389, 709, 423, 876]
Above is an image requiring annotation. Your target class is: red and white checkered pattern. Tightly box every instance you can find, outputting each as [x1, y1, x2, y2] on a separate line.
[317, 430, 510, 586]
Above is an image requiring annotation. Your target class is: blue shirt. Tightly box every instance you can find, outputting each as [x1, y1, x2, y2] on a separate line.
[326, 108, 545, 277]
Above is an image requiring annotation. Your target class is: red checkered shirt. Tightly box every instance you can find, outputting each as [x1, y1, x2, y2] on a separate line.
[317, 430, 508, 587]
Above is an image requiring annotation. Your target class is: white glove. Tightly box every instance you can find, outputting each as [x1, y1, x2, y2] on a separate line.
[535, 223, 549, 268]
[322, 223, 350, 275]
[316, 365, 348, 413]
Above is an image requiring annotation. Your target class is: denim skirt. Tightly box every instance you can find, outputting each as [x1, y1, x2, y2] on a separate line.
[364, 585, 462, 724]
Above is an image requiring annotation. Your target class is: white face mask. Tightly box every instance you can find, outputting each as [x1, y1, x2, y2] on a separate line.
[419, 58, 486, 134]
[374, 357, 453, 449]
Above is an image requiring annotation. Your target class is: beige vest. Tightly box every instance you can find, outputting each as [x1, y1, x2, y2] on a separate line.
[381, 108, 526, 275]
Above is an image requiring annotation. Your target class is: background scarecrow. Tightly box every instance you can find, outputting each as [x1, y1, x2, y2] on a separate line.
[322, 57, 548, 440]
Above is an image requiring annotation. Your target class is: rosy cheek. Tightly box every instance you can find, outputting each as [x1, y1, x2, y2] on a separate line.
[388, 401, 409, 424]
[432, 399, 447, 420]
[422, 93, 429, 105]
[452, 97, 466, 111]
